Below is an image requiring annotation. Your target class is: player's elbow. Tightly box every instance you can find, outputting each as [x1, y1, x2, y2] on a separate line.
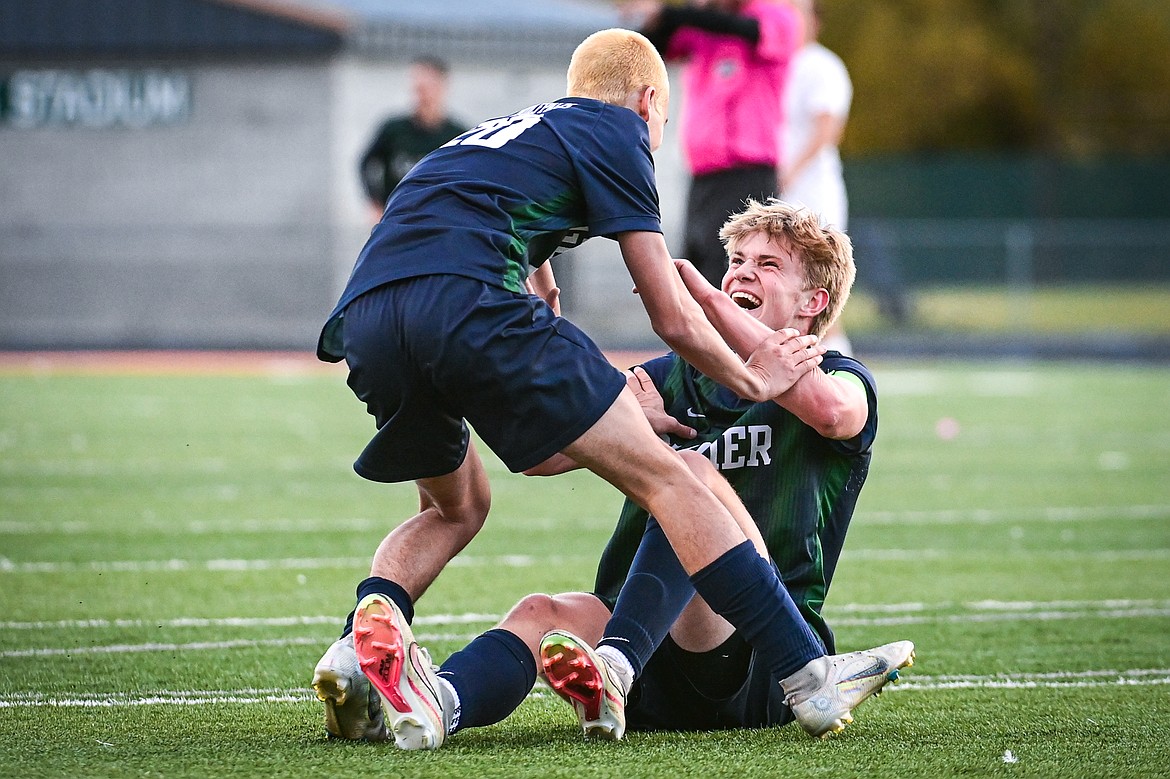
[810, 403, 864, 441]
[649, 311, 701, 350]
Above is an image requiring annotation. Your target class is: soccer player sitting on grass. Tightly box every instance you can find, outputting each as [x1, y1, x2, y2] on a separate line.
[352, 200, 913, 746]
[311, 27, 907, 750]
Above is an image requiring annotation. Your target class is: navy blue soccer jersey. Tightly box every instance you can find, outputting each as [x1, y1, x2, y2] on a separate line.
[319, 98, 663, 361]
[594, 351, 878, 653]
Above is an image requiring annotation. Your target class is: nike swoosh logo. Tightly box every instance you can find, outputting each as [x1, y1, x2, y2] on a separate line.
[685, 407, 705, 418]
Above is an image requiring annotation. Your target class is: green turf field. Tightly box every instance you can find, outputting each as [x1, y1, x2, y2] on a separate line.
[2, 359, 1168, 778]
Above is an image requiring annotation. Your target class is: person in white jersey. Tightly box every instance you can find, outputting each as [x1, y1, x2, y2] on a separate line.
[780, 0, 853, 354]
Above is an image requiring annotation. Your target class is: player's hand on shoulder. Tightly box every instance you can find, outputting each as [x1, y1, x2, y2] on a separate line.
[745, 329, 826, 400]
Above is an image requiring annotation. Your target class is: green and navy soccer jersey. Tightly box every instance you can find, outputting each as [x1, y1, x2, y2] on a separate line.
[594, 352, 878, 653]
[320, 97, 662, 361]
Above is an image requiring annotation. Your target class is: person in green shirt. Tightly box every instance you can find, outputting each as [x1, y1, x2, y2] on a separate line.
[358, 55, 467, 222]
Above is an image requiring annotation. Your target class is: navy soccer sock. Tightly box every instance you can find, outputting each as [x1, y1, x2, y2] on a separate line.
[340, 576, 415, 638]
[598, 519, 695, 678]
[689, 540, 823, 681]
[438, 629, 537, 732]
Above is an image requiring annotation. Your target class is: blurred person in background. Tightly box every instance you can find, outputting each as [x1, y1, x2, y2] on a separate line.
[628, 0, 805, 287]
[781, 0, 909, 349]
[780, 0, 853, 352]
[359, 55, 467, 224]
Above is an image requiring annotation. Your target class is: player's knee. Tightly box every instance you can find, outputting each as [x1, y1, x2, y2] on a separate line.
[502, 592, 589, 631]
[507, 593, 559, 624]
[423, 488, 490, 535]
[678, 448, 721, 488]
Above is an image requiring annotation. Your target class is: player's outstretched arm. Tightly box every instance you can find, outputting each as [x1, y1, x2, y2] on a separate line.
[771, 363, 868, 441]
[674, 257, 865, 439]
[674, 258, 775, 358]
[616, 231, 774, 402]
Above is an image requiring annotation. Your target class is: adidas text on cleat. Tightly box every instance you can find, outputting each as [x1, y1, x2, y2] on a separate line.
[783, 640, 915, 738]
[311, 634, 389, 741]
[352, 593, 448, 750]
[540, 630, 626, 740]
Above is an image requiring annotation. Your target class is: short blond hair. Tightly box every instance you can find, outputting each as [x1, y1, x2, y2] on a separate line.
[567, 28, 669, 113]
[719, 199, 855, 338]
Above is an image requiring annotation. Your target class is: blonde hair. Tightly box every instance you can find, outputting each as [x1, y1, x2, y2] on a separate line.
[567, 28, 669, 113]
[719, 199, 855, 338]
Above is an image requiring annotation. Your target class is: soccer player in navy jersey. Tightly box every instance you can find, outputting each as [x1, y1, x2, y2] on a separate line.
[310, 29, 903, 750]
[406, 200, 913, 744]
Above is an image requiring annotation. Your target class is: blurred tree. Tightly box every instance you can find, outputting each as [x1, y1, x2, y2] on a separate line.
[810, 0, 1170, 156]
[1062, 0, 1170, 155]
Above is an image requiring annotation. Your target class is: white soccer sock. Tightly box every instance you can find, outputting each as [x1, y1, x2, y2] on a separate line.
[595, 645, 635, 697]
[436, 675, 461, 734]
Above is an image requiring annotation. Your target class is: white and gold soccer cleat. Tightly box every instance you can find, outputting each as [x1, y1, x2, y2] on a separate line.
[311, 634, 389, 742]
[782, 640, 915, 738]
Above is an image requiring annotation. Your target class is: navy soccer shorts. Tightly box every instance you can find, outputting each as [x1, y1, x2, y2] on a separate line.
[625, 632, 795, 732]
[340, 274, 626, 482]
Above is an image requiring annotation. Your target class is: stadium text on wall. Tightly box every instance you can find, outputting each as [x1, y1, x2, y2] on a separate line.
[0, 69, 192, 129]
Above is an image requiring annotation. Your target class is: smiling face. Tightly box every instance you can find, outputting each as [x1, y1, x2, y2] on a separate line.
[721, 231, 825, 333]
[717, 199, 854, 338]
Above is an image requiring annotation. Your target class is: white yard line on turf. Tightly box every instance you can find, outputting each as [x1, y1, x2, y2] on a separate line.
[0, 554, 569, 572]
[0, 612, 505, 630]
[4, 504, 1169, 536]
[3, 669, 1170, 708]
[3, 600, 1168, 633]
[3, 600, 1168, 657]
[3, 546, 1167, 574]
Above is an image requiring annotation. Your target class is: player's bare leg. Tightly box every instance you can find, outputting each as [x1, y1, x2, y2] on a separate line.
[565, 388, 915, 738]
[665, 449, 761, 652]
[497, 592, 612, 661]
[369, 441, 492, 599]
[676, 449, 768, 558]
[314, 442, 489, 742]
[563, 388, 752, 574]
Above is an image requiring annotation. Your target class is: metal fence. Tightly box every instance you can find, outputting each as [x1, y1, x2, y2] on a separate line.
[852, 218, 1170, 286]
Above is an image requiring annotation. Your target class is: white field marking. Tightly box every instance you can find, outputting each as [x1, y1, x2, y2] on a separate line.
[0, 613, 503, 631]
[964, 598, 1170, 611]
[876, 370, 1039, 397]
[3, 600, 1168, 633]
[4, 504, 1169, 536]
[845, 548, 1170, 562]
[4, 600, 1168, 657]
[827, 598, 1170, 614]
[0, 689, 317, 708]
[1, 637, 324, 658]
[3, 547, 1168, 575]
[894, 668, 1170, 691]
[0, 554, 583, 573]
[829, 606, 1170, 627]
[4, 668, 1169, 708]
[861, 504, 1170, 526]
[0, 518, 391, 535]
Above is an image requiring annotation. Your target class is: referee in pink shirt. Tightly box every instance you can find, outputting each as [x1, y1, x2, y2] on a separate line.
[633, 0, 804, 285]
